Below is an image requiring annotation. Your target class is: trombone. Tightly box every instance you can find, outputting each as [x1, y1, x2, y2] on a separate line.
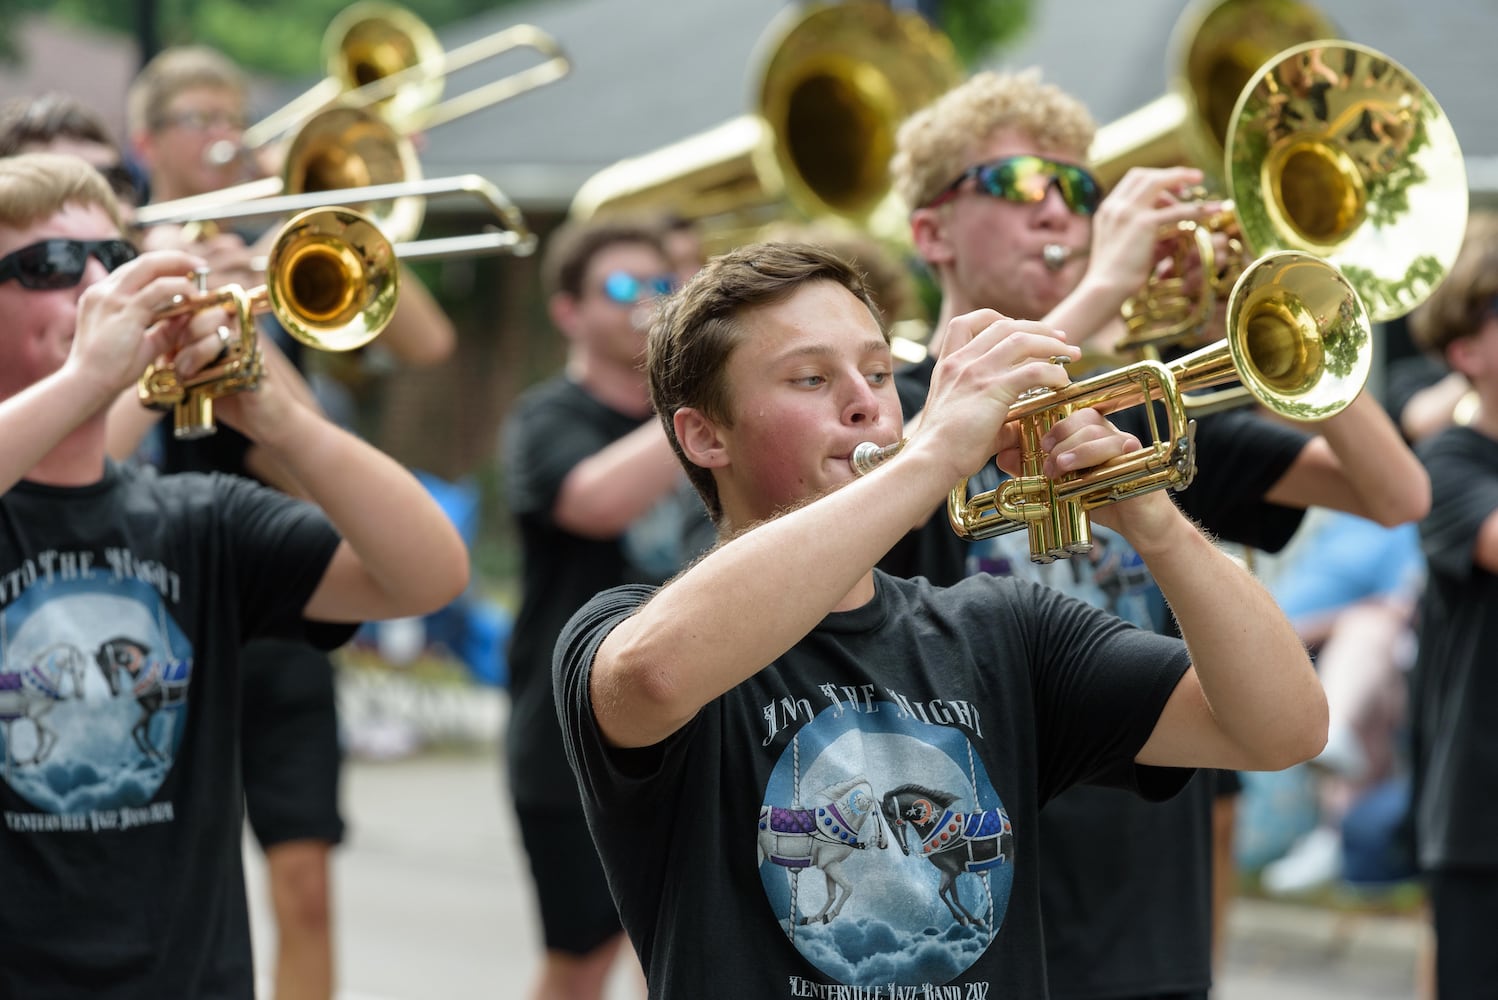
[139, 206, 400, 440]
[853, 251, 1372, 563]
[136, 173, 538, 262]
[1115, 39, 1467, 408]
[212, 1, 570, 167]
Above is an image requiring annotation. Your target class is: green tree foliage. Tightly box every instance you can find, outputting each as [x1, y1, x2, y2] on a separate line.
[936, 0, 1032, 67]
[0, 0, 530, 77]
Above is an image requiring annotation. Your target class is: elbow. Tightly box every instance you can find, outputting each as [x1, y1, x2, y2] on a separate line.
[1257, 689, 1330, 772]
[1366, 473, 1431, 528]
[599, 631, 699, 745]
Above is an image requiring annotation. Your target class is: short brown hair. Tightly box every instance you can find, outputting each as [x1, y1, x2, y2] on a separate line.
[891, 69, 1096, 213]
[127, 46, 247, 136]
[540, 218, 668, 299]
[1409, 213, 1498, 358]
[758, 220, 916, 324]
[0, 92, 117, 157]
[0, 152, 124, 234]
[648, 241, 885, 524]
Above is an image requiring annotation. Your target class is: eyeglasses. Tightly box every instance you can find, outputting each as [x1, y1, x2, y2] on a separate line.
[926, 154, 1102, 216]
[151, 108, 247, 133]
[0, 238, 138, 290]
[600, 271, 675, 306]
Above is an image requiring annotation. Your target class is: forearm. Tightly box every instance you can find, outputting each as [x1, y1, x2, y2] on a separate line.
[1266, 393, 1430, 526]
[104, 389, 164, 462]
[555, 421, 684, 536]
[377, 267, 456, 367]
[1313, 392, 1430, 525]
[0, 367, 116, 489]
[1143, 518, 1326, 769]
[595, 444, 955, 747]
[255, 404, 469, 618]
[1044, 273, 1134, 347]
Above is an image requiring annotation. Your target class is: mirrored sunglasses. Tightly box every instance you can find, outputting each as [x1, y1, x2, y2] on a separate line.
[0, 238, 138, 290]
[927, 154, 1102, 216]
[601, 271, 675, 306]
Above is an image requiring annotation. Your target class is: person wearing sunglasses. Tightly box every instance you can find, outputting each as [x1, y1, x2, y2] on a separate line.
[884, 69, 1430, 1000]
[0, 151, 469, 998]
[501, 216, 707, 1000]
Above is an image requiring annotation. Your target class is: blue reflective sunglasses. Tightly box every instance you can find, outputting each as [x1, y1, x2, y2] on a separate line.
[926, 154, 1102, 216]
[601, 271, 675, 305]
[0, 238, 138, 290]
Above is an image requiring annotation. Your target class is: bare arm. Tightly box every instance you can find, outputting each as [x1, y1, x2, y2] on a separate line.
[1263, 391, 1431, 527]
[373, 265, 457, 367]
[554, 420, 685, 538]
[1027, 410, 1327, 772]
[213, 362, 469, 624]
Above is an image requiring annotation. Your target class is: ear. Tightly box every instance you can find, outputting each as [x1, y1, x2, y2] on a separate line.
[1447, 337, 1482, 380]
[548, 292, 580, 341]
[910, 206, 955, 269]
[673, 406, 729, 470]
[130, 130, 155, 170]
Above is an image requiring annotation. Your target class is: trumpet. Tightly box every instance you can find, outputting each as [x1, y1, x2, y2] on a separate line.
[139, 206, 399, 440]
[853, 251, 1372, 563]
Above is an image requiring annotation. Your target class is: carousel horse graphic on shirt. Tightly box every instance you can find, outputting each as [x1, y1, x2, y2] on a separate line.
[0, 639, 89, 770]
[758, 774, 889, 925]
[881, 783, 1013, 929]
[94, 635, 190, 762]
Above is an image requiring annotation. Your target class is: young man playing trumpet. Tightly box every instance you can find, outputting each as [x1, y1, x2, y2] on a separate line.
[0, 152, 468, 998]
[553, 239, 1328, 997]
[886, 69, 1429, 1000]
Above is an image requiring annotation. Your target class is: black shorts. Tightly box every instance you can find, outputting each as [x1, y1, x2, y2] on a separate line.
[241, 638, 345, 849]
[1428, 868, 1498, 998]
[514, 802, 622, 956]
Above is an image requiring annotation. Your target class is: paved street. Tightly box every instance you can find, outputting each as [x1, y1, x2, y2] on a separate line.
[243, 685, 1425, 999]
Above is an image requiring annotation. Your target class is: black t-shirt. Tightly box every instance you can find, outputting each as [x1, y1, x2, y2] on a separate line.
[503, 376, 707, 807]
[1413, 426, 1498, 871]
[0, 462, 348, 998]
[555, 571, 1193, 999]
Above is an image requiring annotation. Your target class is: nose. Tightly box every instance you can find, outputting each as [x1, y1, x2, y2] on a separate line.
[842, 373, 886, 426]
[1033, 180, 1073, 228]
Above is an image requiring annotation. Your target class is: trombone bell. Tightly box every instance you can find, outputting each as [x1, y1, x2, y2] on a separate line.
[1228, 41, 1469, 321]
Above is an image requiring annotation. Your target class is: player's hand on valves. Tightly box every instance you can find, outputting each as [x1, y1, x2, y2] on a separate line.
[70, 250, 208, 395]
[917, 308, 1079, 481]
[1088, 166, 1226, 298]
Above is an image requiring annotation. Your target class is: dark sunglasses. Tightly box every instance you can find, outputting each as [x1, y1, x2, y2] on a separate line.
[601, 271, 675, 306]
[926, 154, 1102, 216]
[0, 238, 138, 290]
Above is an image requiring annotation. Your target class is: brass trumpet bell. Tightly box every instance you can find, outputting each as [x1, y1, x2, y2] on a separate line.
[948, 251, 1370, 561]
[139, 206, 400, 439]
[267, 206, 400, 352]
[1227, 41, 1468, 321]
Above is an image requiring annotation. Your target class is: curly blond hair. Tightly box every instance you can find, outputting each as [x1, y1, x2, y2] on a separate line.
[891, 69, 1097, 213]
